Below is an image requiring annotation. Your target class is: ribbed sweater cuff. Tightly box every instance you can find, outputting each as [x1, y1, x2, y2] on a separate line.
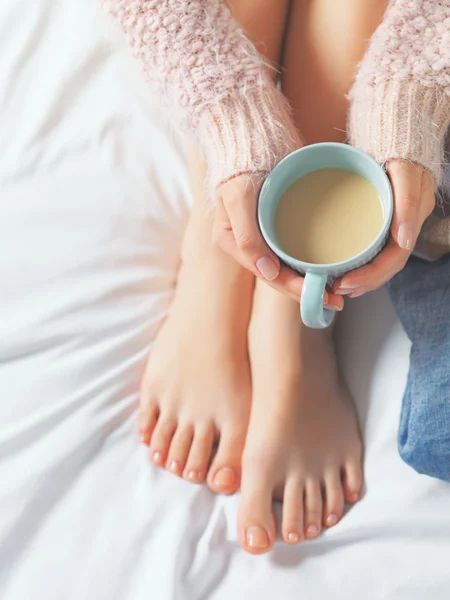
[349, 81, 450, 186]
[197, 82, 302, 196]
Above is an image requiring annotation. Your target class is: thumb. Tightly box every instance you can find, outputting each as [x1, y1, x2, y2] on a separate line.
[221, 177, 281, 281]
[387, 160, 423, 251]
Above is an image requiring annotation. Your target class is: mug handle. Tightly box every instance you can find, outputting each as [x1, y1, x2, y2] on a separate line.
[301, 271, 335, 329]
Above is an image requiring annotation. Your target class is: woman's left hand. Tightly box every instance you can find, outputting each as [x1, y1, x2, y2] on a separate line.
[332, 160, 435, 298]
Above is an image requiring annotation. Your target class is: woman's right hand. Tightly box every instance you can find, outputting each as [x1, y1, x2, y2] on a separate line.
[213, 174, 344, 310]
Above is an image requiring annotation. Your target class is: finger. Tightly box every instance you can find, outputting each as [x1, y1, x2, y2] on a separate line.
[214, 195, 303, 300]
[339, 283, 379, 300]
[334, 162, 428, 295]
[221, 177, 282, 282]
[215, 226, 342, 306]
[265, 264, 304, 300]
[418, 168, 436, 223]
[215, 186, 344, 309]
[387, 161, 425, 251]
[213, 203, 301, 300]
[336, 239, 408, 291]
[267, 268, 344, 310]
[348, 286, 373, 299]
[214, 214, 343, 308]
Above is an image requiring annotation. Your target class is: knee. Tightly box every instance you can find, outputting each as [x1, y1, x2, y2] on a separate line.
[399, 437, 450, 483]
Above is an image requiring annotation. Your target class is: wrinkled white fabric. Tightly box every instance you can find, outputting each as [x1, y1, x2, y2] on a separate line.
[1, 1, 450, 599]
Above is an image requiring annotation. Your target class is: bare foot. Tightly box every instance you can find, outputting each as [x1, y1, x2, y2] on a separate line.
[139, 222, 254, 494]
[238, 282, 363, 554]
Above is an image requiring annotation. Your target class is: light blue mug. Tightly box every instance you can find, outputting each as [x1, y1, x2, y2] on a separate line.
[258, 142, 393, 329]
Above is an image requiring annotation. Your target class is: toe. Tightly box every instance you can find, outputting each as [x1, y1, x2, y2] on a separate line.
[207, 426, 245, 495]
[238, 471, 276, 555]
[343, 458, 363, 504]
[238, 452, 277, 555]
[183, 425, 214, 483]
[138, 402, 159, 446]
[165, 424, 194, 476]
[282, 478, 304, 544]
[304, 480, 323, 539]
[149, 414, 177, 466]
[323, 471, 344, 528]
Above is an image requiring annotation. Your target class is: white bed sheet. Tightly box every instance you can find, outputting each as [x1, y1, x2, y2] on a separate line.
[1, 1, 449, 599]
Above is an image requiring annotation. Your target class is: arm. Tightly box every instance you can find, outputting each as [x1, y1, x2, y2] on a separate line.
[338, 0, 450, 292]
[184, 0, 311, 300]
[103, 0, 305, 295]
[349, 0, 450, 186]
[185, 0, 290, 254]
[102, 0, 300, 194]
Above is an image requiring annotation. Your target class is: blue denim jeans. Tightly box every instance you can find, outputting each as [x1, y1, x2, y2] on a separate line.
[387, 253, 450, 482]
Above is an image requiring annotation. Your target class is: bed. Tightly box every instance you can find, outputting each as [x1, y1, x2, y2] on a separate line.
[1, 1, 450, 599]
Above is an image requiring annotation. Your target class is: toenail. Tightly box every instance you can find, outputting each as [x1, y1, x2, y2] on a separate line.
[349, 491, 360, 503]
[187, 470, 200, 481]
[287, 532, 300, 544]
[213, 467, 236, 490]
[326, 514, 338, 526]
[246, 526, 269, 549]
[169, 460, 180, 473]
[307, 524, 319, 536]
[152, 451, 163, 464]
[140, 434, 148, 445]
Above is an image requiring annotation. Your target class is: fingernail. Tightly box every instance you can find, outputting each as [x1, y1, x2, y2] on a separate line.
[152, 451, 163, 465]
[324, 293, 343, 312]
[213, 467, 236, 490]
[349, 288, 366, 299]
[256, 256, 279, 281]
[307, 524, 319, 536]
[246, 526, 269, 549]
[327, 303, 343, 312]
[398, 222, 414, 250]
[336, 287, 358, 296]
[287, 532, 301, 544]
[326, 514, 339, 527]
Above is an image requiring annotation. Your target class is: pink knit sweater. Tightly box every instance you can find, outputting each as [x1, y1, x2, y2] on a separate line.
[349, 0, 450, 255]
[103, 0, 450, 254]
[349, 0, 450, 185]
[102, 0, 301, 194]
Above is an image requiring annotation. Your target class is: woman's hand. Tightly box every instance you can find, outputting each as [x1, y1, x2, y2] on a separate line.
[332, 160, 435, 298]
[213, 174, 344, 310]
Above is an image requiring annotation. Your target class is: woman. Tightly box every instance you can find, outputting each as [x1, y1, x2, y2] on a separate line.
[104, 0, 449, 554]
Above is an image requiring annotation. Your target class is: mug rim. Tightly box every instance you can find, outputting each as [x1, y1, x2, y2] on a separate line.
[258, 142, 394, 272]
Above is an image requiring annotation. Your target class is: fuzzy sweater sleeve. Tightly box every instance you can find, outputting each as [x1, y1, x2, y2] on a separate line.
[349, 0, 450, 186]
[102, 0, 301, 193]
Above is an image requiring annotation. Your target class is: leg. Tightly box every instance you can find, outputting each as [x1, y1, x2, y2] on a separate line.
[238, 0, 386, 553]
[139, 156, 254, 493]
[282, 0, 388, 145]
[388, 254, 450, 482]
[139, 0, 290, 493]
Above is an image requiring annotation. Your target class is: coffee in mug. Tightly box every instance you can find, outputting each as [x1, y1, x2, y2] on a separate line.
[274, 169, 384, 265]
[258, 143, 393, 329]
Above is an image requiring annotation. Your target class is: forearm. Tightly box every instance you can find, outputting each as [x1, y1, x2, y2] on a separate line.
[102, 0, 300, 193]
[184, 0, 290, 259]
[349, 0, 450, 186]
